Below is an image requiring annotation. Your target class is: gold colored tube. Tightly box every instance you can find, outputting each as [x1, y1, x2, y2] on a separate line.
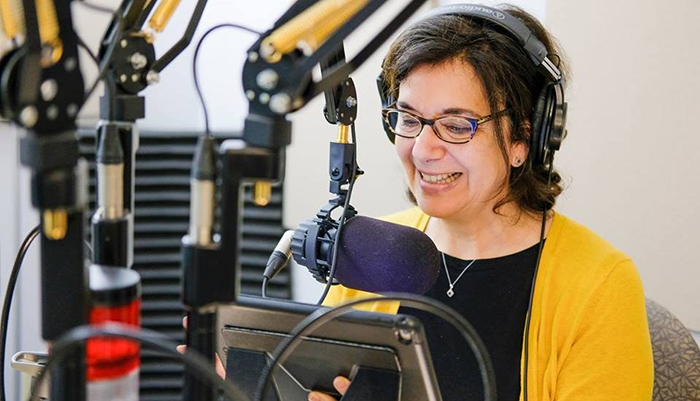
[261, 0, 369, 62]
[43, 209, 67, 240]
[297, 0, 368, 55]
[254, 181, 272, 207]
[36, 0, 63, 65]
[36, 0, 59, 44]
[337, 124, 350, 144]
[149, 0, 181, 33]
[0, 0, 19, 39]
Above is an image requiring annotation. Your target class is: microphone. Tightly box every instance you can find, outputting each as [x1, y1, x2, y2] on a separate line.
[291, 216, 441, 295]
[95, 129, 124, 220]
[188, 135, 216, 246]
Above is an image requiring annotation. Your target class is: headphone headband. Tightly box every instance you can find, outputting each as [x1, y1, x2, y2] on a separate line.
[377, 3, 567, 167]
[422, 4, 562, 82]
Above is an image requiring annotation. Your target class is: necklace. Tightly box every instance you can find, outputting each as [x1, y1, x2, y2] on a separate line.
[441, 252, 476, 298]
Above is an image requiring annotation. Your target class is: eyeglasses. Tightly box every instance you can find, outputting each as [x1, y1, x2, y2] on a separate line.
[382, 107, 510, 144]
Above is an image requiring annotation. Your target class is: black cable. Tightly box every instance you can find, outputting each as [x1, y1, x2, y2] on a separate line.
[75, 29, 119, 106]
[76, 35, 99, 67]
[75, 0, 118, 15]
[522, 157, 554, 401]
[192, 23, 261, 136]
[84, 240, 93, 259]
[315, 122, 359, 305]
[0, 225, 40, 401]
[255, 293, 496, 401]
[261, 276, 269, 298]
[28, 324, 249, 401]
[84, 22, 122, 104]
[74, 1, 124, 108]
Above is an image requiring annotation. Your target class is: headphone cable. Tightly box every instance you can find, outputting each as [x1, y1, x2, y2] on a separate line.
[522, 157, 555, 401]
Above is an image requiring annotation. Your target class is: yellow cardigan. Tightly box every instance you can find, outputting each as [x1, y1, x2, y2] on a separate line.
[324, 208, 653, 400]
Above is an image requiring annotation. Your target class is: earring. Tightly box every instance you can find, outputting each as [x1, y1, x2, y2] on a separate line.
[513, 157, 523, 167]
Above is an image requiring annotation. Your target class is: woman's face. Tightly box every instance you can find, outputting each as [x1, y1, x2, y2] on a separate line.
[395, 59, 524, 220]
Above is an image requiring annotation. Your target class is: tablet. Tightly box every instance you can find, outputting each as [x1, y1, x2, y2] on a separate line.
[217, 295, 442, 401]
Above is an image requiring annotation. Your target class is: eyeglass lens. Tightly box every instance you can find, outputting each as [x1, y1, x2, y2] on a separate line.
[386, 111, 475, 142]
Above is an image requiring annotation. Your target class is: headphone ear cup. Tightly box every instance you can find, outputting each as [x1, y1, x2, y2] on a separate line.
[376, 73, 396, 144]
[547, 84, 567, 155]
[530, 84, 554, 168]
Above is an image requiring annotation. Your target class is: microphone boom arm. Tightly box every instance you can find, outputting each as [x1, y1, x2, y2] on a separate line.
[243, 0, 425, 118]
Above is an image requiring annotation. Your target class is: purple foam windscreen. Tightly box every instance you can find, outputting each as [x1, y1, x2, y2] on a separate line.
[333, 216, 441, 294]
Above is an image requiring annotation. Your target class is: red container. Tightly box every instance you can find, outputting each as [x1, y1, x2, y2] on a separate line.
[87, 265, 141, 401]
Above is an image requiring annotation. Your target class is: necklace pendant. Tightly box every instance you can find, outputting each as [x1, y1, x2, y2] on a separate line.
[447, 287, 454, 298]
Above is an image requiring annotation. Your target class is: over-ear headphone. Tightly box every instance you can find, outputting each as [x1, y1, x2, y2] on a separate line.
[377, 4, 567, 169]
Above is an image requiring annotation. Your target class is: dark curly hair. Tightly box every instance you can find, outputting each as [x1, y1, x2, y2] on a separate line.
[382, 5, 569, 216]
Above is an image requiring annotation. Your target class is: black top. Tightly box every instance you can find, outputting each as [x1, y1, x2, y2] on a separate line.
[398, 242, 540, 401]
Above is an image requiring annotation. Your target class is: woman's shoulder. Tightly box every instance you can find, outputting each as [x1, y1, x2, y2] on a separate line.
[379, 207, 430, 230]
[545, 212, 639, 292]
[550, 212, 630, 263]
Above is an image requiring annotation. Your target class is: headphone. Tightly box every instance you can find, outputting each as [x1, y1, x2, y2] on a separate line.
[376, 4, 568, 169]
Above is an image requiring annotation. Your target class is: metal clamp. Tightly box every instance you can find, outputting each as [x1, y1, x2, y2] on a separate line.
[11, 351, 49, 400]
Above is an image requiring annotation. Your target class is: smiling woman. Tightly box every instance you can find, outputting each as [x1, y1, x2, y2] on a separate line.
[313, 3, 654, 401]
[393, 60, 523, 224]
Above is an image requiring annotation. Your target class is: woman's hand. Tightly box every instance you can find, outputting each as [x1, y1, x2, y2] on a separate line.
[177, 316, 226, 378]
[307, 376, 351, 401]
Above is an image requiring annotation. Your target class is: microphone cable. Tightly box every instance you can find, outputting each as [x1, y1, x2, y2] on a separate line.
[262, 130, 359, 303]
[26, 324, 250, 401]
[316, 122, 360, 306]
[191, 22, 263, 302]
[261, 276, 270, 298]
[192, 23, 262, 137]
[522, 157, 555, 401]
[74, 0, 124, 106]
[0, 225, 40, 401]
[255, 293, 497, 401]
[0, 227, 94, 401]
[75, 34, 98, 66]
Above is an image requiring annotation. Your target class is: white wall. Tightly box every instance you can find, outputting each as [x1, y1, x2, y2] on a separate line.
[139, 1, 293, 132]
[0, 124, 22, 401]
[547, 0, 700, 329]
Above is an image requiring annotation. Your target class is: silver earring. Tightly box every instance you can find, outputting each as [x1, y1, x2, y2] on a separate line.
[514, 157, 522, 167]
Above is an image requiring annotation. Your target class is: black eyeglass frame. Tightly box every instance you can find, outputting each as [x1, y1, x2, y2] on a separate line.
[381, 106, 510, 144]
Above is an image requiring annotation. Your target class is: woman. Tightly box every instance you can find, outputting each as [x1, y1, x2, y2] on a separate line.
[309, 4, 653, 401]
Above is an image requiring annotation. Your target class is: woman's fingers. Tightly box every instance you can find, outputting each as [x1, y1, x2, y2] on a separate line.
[333, 376, 350, 395]
[307, 376, 351, 401]
[176, 344, 225, 379]
[215, 353, 225, 378]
